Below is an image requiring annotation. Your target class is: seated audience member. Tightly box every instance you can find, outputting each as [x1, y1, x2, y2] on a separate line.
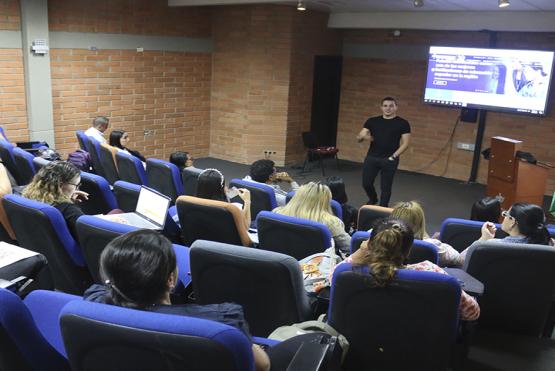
[22, 161, 89, 240]
[84, 230, 270, 371]
[169, 151, 195, 171]
[197, 168, 251, 230]
[460, 202, 553, 263]
[86, 230, 329, 371]
[274, 182, 350, 255]
[109, 129, 146, 162]
[470, 195, 503, 222]
[335, 218, 480, 321]
[84, 116, 109, 144]
[244, 159, 299, 206]
[391, 201, 461, 267]
[325, 176, 357, 234]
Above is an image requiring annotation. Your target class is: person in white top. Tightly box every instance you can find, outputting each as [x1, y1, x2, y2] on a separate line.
[243, 159, 299, 206]
[84, 116, 109, 144]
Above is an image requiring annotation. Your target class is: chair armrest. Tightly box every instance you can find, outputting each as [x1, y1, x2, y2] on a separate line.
[286, 341, 334, 371]
[253, 336, 281, 348]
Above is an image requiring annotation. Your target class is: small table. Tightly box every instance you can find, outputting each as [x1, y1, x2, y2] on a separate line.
[444, 268, 484, 296]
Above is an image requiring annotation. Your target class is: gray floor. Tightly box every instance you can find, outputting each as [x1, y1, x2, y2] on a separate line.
[194, 156, 555, 371]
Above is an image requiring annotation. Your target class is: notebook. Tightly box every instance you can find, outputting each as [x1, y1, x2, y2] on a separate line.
[98, 186, 171, 230]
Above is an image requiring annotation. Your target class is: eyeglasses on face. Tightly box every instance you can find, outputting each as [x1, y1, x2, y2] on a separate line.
[67, 182, 81, 189]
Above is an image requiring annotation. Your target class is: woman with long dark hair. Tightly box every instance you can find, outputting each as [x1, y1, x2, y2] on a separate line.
[109, 129, 146, 162]
[461, 202, 553, 263]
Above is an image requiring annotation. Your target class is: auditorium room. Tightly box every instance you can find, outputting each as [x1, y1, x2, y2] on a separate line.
[1, 0, 554, 370]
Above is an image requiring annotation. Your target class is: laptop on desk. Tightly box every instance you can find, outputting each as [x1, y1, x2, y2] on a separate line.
[97, 186, 171, 230]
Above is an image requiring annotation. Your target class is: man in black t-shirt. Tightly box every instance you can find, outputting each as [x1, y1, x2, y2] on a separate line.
[356, 97, 411, 206]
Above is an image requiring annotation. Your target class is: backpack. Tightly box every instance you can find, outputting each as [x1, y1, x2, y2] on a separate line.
[67, 149, 92, 171]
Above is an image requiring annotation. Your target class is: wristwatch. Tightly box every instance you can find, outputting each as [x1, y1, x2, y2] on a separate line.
[388, 155, 396, 161]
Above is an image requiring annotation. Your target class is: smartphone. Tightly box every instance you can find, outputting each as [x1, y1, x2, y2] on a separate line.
[226, 186, 239, 200]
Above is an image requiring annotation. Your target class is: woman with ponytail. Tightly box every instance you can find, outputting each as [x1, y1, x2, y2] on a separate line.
[333, 218, 480, 321]
[460, 202, 553, 263]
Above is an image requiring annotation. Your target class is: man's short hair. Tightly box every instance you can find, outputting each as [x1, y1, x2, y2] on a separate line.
[92, 116, 109, 129]
[250, 159, 275, 183]
[381, 97, 397, 105]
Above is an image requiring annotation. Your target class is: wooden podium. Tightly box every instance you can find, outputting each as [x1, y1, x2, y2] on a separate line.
[486, 136, 548, 210]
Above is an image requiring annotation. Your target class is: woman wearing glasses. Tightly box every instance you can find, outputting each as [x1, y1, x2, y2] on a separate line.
[22, 161, 88, 239]
[460, 202, 552, 263]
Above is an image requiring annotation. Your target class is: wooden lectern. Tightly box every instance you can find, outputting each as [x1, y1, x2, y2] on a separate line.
[486, 136, 548, 210]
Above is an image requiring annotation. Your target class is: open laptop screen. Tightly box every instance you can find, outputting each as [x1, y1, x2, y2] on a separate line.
[136, 186, 171, 226]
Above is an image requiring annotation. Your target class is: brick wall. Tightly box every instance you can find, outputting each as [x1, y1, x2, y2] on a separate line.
[210, 5, 293, 166]
[285, 11, 341, 164]
[337, 29, 555, 193]
[0, 0, 28, 142]
[48, 0, 212, 159]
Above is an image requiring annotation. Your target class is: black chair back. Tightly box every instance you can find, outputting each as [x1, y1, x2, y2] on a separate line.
[229, 179, 277, 221]
[12, 148, 35, 185]
[302, 132, 319, 149]
[112, 181, 140, 212]
[86, 139, 106, 179]
[0, 140, 21, 185]
[440, 218, 506, 252]
[329, 264, 460, 371]
[146, 159, 183, 202]
[79, 172, 118, 215]
[3, 195, 92, 294]
[99, 145, 119, 185]
[256, 211, 332, 260]
[115, 151, 146, 185]
[464, 241, 555, 336]
[191, 240, 311, 337]
[182, 167, 203, 196]
[357, 205, 392, 231]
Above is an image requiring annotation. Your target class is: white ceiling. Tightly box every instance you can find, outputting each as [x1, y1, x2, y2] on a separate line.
[169, 0, 555, 12]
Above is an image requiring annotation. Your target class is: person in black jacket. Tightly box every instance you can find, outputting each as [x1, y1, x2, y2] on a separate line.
[109, 129, 146, 163]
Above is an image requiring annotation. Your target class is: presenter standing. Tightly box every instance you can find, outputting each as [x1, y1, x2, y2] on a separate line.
[357, 97, 411, 207]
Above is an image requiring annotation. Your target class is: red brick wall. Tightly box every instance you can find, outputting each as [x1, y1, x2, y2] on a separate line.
[0, 0, 29, 142]
[48, 0, 211, 37]
[50, 50, 211, 159]
[337, 29, 555, 193]
[210, 5, 293, 165]
[285, 11, 341, 164]
[47, 0, 212, 159]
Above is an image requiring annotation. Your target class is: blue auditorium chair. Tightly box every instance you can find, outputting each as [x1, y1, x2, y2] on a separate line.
[229, 178, 278, 220]
[328, 262, 461, 371]
[86, 137, 106, 179]
[98, 144, 119, 185]
[350, 231, 439, 265]
[285, 191, 343, 219]
[464, 240, 555, 337]
[79, 171, 118, 215]
[176, 195, 252, 247]
[0, 139, 21, 185]
[112, 180, 140, 212]
[12, 147, 36, 185]
[182, 166, 203, 196]
[75, 130, 88, 151]
[439, 218, 506, 252]
[0, 288, 80, 371]
[75, 215, 191, 289]
[115, 151, 147, 185]
[190, 240, 312, 337]
[256, 211, 332, 260]
[356, 205, 392, 231]
[146, 158, 184, 202]
[3, 194, 92, 294]
[60, 300, 265, 371]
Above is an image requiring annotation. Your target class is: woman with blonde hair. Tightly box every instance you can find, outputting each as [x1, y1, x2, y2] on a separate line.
[334, 218, 480, 321]
[273, 182, 350, 255]
[22, 161, 89, 239]
[390, 201, 461, 267]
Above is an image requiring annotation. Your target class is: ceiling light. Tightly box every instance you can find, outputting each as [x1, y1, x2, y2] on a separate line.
[413, 0, 424, 8]
[498, 0, 510, 8]
[297, 1, 306, 11]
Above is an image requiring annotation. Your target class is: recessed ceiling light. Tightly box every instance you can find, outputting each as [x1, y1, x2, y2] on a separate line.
[498, 0, 510, 8]
[297, 1, 306, 11]
[413, 0, 424, 7]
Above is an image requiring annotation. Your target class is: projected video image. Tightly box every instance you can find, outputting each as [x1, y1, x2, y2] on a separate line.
[424, 46, 554, 115]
